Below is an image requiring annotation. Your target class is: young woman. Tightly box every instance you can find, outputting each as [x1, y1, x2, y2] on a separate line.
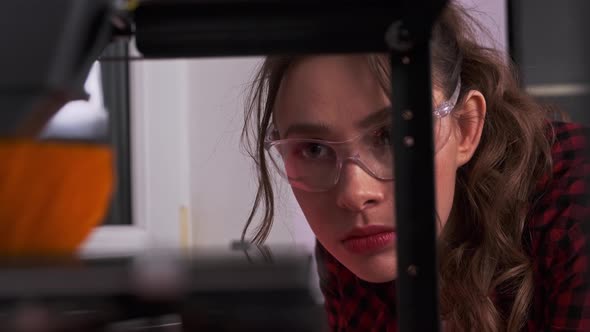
[242, 3, 590, 331]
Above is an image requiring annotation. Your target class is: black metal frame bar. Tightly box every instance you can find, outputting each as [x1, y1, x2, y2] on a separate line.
[507, 0, 523, 83]
[133, 1, 448, 330]
[387, 27, 440, 331]
[100, 40, 133, 226]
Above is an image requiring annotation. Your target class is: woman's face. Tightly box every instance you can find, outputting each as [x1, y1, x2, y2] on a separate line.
[273, 55, 464, 283]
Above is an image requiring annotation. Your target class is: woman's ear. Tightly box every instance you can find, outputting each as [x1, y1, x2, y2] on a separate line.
[454, 90, 486, 167]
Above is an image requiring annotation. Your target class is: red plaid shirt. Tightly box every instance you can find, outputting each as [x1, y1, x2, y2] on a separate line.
[315, 122, 590, 331]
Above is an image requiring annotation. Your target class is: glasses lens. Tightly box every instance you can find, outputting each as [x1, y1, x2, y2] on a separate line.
[267, 141, 338, 191]
[267, 113, 452, 191]
[362, 124, 394, 180]
[361, 115, 450, 180]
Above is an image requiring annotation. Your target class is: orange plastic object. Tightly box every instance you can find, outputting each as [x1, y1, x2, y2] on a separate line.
[0, 140, 114, 255]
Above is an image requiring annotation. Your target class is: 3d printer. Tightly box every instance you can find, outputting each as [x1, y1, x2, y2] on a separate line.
[0, 0, 450, 330]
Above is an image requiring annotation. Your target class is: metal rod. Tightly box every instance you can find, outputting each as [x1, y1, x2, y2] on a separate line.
[388, 25, 441, 332]
[134, 1, 402, 57]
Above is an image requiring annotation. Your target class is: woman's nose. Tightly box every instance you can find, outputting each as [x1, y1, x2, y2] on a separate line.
[335, 161, 386, 212]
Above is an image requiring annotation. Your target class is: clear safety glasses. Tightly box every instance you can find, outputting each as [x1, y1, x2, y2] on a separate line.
[265, 80, 461, 192]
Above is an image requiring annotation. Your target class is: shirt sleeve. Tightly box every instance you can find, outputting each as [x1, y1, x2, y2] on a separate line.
[531, 123, 590, 331]
[545, 221, 590, 330]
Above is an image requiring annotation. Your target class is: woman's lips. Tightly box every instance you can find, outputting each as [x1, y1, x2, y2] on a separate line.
[341, 225, 396, 254]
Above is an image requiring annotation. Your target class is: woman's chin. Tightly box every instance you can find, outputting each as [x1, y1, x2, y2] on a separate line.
[345, 251, 398, 283]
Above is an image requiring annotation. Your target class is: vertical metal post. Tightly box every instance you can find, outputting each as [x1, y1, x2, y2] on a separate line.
[387, 21, 441, 332]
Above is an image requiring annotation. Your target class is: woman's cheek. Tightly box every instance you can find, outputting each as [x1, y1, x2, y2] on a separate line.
[292, 191, 329, 226]
[434, 152, 458, 233]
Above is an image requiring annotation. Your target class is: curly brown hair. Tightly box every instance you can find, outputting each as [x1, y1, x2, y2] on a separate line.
[241, 3, 554, 331]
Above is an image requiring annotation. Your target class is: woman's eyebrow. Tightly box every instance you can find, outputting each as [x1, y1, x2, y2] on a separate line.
[283, 122, 333, 138]
[356, 107, 393, 129]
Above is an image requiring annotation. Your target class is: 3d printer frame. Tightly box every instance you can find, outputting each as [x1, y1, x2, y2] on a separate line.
[0, 0, 449, 330]
[133, 1, 449, 330]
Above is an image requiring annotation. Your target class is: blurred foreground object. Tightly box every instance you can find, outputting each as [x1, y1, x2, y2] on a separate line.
[0, 246, 324, 332]
[0, 140, 113, 254]
[0, 0, 118, 253]
[0, 0, 113, 136]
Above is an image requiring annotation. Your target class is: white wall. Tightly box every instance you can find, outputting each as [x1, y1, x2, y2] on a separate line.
[458, 0, 507, 51]
[129, 59, 193, 248]
[186, 57, 312, 248]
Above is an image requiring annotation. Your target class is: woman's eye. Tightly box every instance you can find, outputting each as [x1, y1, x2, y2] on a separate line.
[298, 143, 331, 159]
[372, 126, 393, 146]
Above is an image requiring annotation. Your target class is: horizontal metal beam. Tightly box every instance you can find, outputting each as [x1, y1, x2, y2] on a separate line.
[135, 0, 403, 57]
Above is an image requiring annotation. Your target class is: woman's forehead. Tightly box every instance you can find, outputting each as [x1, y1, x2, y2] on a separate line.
[273, 55, 390, 136]
[272, 55, 446, 138]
